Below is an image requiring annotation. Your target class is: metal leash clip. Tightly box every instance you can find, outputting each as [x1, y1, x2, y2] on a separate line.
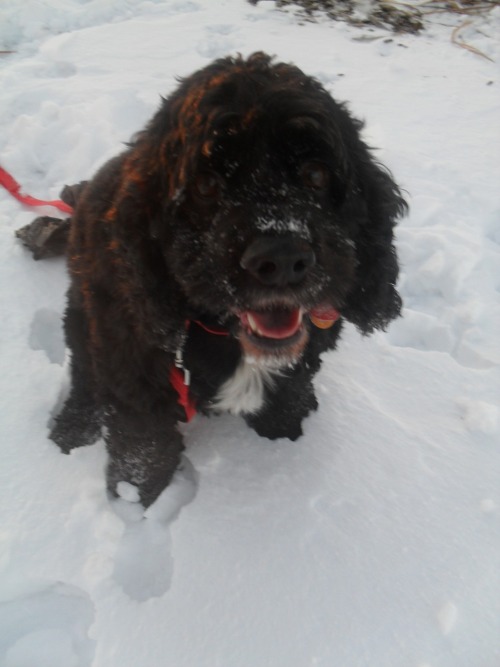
[174, 345, 191, 387]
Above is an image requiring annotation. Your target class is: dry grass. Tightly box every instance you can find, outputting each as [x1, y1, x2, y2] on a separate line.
[251, 1, 500, 36]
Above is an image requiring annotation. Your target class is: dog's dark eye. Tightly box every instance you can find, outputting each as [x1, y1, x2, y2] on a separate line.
[300, 162, 329, 191]
[194, 172, 220, 199]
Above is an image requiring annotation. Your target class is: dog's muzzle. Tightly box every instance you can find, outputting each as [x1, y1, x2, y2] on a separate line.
[236, 235, 338, 363]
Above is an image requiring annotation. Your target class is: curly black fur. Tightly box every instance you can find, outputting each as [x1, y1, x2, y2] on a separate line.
[44, 53, 407, 507]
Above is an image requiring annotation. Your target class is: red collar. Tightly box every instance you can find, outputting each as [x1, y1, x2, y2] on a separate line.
[191, 319, 229, 337]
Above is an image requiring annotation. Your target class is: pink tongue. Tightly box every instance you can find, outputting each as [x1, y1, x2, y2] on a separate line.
[309, 304, 340, 330]
[244, 309, 302, 340]
[310, 305, 340, 321]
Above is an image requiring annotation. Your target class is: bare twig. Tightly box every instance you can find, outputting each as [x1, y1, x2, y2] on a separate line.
[451, 18, 495, 61]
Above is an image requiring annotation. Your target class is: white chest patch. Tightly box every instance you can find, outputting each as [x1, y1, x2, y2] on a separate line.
[212, 358, 280, 416]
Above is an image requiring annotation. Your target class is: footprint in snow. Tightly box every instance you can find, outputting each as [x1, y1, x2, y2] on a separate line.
[0, 582, 95, 667]
[386, 306, 497, 370]
[112, 455, 198, 602]
[46, 61, 77, 78]
[197, 24, 238, 60]
[29, 308, 65, 365]
[386, 308, 455, 355]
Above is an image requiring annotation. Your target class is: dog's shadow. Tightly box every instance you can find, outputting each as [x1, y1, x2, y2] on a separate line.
[111, 456, 198, 601]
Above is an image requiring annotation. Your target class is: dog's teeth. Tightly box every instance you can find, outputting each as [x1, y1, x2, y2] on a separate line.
[247, 313, 262, 336]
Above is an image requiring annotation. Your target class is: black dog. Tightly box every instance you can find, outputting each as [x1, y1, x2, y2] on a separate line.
[21, 53, 407, 507]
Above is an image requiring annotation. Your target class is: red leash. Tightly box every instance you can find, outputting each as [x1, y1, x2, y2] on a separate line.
[0, 165, 73, 215]
[2, 164, 233, 423]
[169, 366, 197, 422]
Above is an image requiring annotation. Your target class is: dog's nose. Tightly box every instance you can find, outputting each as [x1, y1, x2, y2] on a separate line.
[240, 236, 315, 287]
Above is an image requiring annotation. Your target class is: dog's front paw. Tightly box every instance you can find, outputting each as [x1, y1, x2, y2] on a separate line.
[244, 413, 304, 441]
[244, 387, 318, 441]
[50, 399, 103, 453]
[106, 461, 177, 509]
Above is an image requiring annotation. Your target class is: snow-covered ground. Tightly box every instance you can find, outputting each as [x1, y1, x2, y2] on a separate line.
[1, 2, 499, 666]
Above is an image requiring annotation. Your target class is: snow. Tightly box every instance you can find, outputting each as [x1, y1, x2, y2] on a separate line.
[1, 1, 499, 666]
[437, 601, 459, 637]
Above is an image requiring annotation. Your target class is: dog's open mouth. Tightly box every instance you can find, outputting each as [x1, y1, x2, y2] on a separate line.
[241, 308, 304, 341]
[238, 304, 340, 361]
[238, 307, 306, 360]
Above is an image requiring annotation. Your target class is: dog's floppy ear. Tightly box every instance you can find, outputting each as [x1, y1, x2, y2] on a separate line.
[342, 158, 408, 334]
